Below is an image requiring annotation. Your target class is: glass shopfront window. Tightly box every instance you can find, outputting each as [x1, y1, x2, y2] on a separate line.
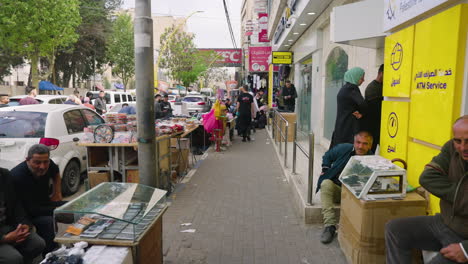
[297, 59, 312, 136]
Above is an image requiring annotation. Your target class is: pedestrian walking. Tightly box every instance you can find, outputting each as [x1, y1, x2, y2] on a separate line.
[330, 67, 367, 149]
[362, 64, 384, 152]
[236, 85, 254, 142]
[281, 80, 297, 112]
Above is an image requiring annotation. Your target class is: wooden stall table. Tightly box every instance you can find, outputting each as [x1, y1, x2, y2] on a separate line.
[79, 133, 178, 189]
[170, 125, 199, 176]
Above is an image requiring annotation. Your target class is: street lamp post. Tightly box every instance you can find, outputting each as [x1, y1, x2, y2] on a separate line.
[154, 10, 203, 91]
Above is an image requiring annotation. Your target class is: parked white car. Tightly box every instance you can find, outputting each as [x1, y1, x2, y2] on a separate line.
[8, 95, 69, 106]
[181, 95, 211, 115]
[0, 104, 105, 195]
[88, 91, 134, 112]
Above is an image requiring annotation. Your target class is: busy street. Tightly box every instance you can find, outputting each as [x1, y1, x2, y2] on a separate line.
[1, 0, 468, 263]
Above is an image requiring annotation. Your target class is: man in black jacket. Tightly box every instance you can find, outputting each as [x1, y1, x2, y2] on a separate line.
[11, 144, 65, 255]
[0, 168, 45, 264]
[385, 116, 468, 263]
[281, 80, 297, 112]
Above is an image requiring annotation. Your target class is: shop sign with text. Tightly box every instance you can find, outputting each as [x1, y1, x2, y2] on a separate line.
[384, 0, 450, 31]
[249, 46, 271, 72]
[198, 49, 242, 67]
[258, 13, 269, 42]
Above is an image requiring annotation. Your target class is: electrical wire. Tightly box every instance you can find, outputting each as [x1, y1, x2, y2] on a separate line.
[222, 0, 238, 49]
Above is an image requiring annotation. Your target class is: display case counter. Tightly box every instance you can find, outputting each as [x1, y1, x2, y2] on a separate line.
[54, 182, 167, 264]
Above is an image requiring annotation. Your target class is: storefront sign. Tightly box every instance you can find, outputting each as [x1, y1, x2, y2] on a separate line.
[249, 46, 271, 72]
[288, 0, 298, 11]
[272, 51, 293, 64]
[408, 5, 467, 146]
[383, 0, 450, 31]
[383, 25, 414, 97]
[198, 49, 242, 67]
[380, 101, 409, 162]
[258, 13, 269, 42]
[273, 17, 286, 44]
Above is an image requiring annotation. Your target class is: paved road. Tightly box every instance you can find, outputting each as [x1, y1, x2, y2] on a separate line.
[163, 130, 347, 264]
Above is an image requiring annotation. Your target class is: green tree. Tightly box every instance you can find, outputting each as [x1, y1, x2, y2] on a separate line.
[54, 0, 122, 88]
[106, 14, 134, 91]
[159, 26, 215, 87]
[0, 50, 23, 82]
[0, 0, 81, 87]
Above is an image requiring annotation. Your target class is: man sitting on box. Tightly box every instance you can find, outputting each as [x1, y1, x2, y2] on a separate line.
[10, 144, 66, 255]
[318, 131, 373, 244]
[385, 116, 468, 264]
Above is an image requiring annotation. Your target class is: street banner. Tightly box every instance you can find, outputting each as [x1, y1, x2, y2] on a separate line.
[258, 13, 268, 42]
[198, 49, 242, 67]
[249, 46, 271, 72]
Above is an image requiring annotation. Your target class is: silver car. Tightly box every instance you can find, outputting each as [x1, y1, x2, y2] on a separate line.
[181, 95, 210, 115]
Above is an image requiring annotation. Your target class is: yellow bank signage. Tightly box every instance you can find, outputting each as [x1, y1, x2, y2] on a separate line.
[383, 25, 414, 98]
[272, 51, 293, 64]
[408, 4, 468, 146]
[380, 101, 409, 162]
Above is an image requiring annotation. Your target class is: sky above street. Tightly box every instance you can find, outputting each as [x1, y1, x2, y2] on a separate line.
[123, 0, 241, 49]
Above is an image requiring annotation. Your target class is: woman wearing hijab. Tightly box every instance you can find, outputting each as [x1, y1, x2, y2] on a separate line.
[330, 67, 367, 149]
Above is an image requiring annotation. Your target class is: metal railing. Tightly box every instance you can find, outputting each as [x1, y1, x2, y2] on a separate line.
[292, 122, 315, 205]
[270, 109, 289, 168]
[268, 111, 315, 204]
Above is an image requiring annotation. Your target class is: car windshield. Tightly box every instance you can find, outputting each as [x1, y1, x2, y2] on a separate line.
[200, 91, 211, 97]
[183, 97, 203, 102]
[0, 111, 48, 138]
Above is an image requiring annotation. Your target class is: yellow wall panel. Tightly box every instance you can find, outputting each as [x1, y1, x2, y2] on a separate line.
[380, 101, 409, 163]
[383, 26, 414, 98]
[409, 5, 468, 146]
[407, 141, 441, 214]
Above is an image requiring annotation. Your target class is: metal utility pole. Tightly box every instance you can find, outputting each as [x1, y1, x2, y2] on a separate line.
[135, 0, 158, 187]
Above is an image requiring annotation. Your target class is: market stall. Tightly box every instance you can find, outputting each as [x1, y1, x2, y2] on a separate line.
[80, 113, 201, 190]
[53, 182, 167, 264]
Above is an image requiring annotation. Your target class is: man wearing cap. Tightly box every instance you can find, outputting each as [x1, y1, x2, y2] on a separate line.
[0, 94, 9, 107]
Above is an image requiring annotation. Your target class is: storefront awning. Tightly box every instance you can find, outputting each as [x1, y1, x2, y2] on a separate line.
[330, 0, 387, 49]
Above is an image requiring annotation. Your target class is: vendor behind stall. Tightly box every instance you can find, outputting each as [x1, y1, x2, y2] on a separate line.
[161, 94, 173, 118]
[10, 144, 66, 255]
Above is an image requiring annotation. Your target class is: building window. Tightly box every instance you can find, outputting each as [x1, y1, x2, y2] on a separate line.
[323, 47, 348, 141]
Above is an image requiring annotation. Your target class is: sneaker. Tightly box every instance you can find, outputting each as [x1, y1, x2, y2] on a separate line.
[320, 225, 336, 244]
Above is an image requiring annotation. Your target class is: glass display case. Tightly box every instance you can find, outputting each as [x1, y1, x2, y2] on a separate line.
[54, 182, 167, 242]
[338, 155, 407, 200]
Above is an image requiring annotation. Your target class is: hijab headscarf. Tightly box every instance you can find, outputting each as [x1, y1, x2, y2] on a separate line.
[344, 67, 365, 86]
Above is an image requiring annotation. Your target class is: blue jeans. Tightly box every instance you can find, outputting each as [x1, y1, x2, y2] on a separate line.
[385, 214, 465, 264]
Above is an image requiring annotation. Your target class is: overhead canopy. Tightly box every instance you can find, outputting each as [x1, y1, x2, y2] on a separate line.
[39, 81, 64, 91]
[114, 83, 124, 90]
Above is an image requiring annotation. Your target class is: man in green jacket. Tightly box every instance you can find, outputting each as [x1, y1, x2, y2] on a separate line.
[385, 116, 468, 263]
[318, 131, 373, 244]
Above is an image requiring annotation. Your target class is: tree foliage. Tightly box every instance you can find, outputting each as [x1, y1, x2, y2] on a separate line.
[0, 50, 23, 82]
[159, 26, 215, 87]
[106, 14, 134, 91]
[0, 0, 81, 87]
[54, 0, 122, 88]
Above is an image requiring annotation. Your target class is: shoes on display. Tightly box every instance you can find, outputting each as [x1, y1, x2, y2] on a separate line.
[320, 225, 336, 244]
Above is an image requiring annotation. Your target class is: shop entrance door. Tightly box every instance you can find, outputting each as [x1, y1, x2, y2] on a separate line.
[298, 61, 312, 136]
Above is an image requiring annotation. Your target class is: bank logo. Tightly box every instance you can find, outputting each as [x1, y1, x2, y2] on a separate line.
[387, 112, 398, 138]
[391, 43, 403, 71]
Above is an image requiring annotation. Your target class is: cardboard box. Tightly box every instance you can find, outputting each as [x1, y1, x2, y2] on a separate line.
[171, 149, 189, 174]
[170, 138, 190, 149]
[88, 172, 110, 188]
[274, 112, 296, 142]
[338, 187, 426, 264]
[126, 170, 139, 183]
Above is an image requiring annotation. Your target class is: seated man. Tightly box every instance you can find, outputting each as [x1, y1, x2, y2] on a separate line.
[11, 144, 66, 255]
[385, 116, 468, 264]
[318, 131, 373, 244]
[0, 167, 45, 264]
